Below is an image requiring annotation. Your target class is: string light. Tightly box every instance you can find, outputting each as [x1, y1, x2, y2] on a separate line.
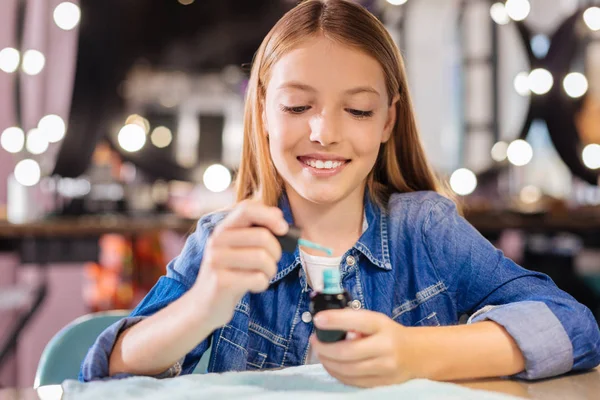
[203, 164, 232, 193]
[583, 7, 600, 31]
[582, 144, 600, 170]
[38, 114, 66, 143]
[0, 47, 20, 73]
[491, 141, 509, 162]
[22, 50, 45, 75]
[53, 2, 81, 31]
[520, 185, 542, 204]
[450, 168, 477, 196]
[528, 68, 553, 95]
[125, 114, 150, 134]
[505, 0, 531, 22]
[118, 124, 146, 152]
[26, 128, 49, 155]
[150, 126, 172, 148]
[513, 72, 530, 96]
[1, 127, 25, 153]
[507, 139, 533, 166]
[563, 73, 588, 98]
[14, 159, 41, 187]
[490, 3, 510, 25]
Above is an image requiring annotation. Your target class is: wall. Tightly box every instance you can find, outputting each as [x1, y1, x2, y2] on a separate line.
[0, 260, 86, 388]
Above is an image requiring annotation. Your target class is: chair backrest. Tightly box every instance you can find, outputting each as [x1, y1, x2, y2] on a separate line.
[34, 310, 130, 388]
[34, 310, 212, 388]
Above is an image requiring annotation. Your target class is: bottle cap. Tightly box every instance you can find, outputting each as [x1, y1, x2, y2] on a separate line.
[323, 268, 342, 294]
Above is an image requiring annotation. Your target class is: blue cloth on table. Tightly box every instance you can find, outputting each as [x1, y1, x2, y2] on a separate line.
[64, 364, 524, 400]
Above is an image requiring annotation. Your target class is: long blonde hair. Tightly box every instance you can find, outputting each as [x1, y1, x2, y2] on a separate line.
[236, 0, 448, 207]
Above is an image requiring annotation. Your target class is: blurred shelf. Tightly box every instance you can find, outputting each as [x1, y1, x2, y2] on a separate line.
[0, 215, 196, 238]
[0, 210, 598, 240]
[465, 209, 600, 234]
[0, 215, 197, 264]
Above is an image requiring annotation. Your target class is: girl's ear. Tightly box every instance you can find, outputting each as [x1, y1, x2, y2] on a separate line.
[382, 94, 399, 143]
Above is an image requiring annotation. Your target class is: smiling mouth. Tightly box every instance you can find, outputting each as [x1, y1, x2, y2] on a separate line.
[297, 157, 350, 170]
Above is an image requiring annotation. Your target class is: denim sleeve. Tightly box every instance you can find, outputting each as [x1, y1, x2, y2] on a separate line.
[423, 197, 600, 380]
[79, 214, 224, 382]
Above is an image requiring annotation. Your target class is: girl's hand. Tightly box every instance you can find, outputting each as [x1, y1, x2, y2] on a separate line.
[311, 309, 422, 388]
[192, 200, 288, 329]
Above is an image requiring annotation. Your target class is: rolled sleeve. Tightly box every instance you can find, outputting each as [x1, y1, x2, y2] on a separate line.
[79, 317, 183, 382]
[423, 196, 600, 377]
[469, 301, 573, 380]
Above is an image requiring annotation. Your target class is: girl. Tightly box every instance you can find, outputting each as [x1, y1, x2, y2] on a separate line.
[81, 0, 600, 387]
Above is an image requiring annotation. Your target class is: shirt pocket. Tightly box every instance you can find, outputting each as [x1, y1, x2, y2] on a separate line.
[247, 322, 288, 370]
[414, 312, 441, 327]
[215, 324, 249, 371]
[218, 304, 278, 371]
[230, 299, 287, 370]
[391, 281, 446, 327]
[246, 349, 267, 370]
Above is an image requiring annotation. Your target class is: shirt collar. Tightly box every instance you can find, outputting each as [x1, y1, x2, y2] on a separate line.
[270, 190, 391, 285]
[354, 191, 392, 271]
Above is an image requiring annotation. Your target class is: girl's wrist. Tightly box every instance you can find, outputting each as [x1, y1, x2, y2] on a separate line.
[398, 326, 446, 381]
[182, 285, 223, 332]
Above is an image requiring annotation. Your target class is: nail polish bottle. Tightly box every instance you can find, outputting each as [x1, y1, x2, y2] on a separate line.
[309, 268, 351, 343]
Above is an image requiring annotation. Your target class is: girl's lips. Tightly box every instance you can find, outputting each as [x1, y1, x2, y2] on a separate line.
[297, 154, 349, 162]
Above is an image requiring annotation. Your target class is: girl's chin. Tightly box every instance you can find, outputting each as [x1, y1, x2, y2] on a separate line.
[292, 184, 350, 205]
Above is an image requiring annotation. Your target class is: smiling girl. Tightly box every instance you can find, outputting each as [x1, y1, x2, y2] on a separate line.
[81, 0, 600, 387]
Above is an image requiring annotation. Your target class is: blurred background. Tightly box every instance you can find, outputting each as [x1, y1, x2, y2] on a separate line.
[0, 0, 599, 389]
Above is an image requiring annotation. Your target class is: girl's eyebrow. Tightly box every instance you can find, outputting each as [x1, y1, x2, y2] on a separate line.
[345, 86, 380, 97]
[277, 81, 317, 92]
[277, 81, 380, 97]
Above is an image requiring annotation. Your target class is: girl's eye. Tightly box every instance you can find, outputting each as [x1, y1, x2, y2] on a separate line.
[279, 105, 373, 119]
[346, 109, 374, 119]
[280, 105, 311, 114]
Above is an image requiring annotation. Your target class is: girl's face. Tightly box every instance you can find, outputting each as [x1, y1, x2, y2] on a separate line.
[264, 35, 397, 206]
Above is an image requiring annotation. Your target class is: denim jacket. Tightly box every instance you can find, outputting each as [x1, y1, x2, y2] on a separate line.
[80, 191, 600, 381]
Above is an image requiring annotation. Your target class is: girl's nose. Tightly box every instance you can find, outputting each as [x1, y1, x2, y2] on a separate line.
[309, 112, 342, 146]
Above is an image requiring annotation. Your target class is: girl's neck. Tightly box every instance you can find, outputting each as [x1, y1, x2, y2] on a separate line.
[285, 184, 365, 257]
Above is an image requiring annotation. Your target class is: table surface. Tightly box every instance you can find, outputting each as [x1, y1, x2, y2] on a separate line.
[1, 367, 598, 400]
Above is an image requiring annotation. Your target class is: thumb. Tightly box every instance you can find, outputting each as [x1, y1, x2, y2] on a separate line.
[314, 309, 384, 336]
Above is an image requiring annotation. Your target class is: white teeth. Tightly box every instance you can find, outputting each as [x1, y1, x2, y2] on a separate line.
[303, 159, 344, 169]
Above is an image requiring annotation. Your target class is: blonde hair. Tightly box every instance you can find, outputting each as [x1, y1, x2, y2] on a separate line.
[236, 0, 449, 207]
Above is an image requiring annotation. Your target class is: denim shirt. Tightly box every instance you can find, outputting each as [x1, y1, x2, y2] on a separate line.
[80, 191, 600, 382]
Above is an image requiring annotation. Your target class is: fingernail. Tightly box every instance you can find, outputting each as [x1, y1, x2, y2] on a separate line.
[280, 221, 289, 232]
[313, 314, 326, 326]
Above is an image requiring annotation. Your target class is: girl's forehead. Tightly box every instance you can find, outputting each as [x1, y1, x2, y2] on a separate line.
[267, 37, 386, 96]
